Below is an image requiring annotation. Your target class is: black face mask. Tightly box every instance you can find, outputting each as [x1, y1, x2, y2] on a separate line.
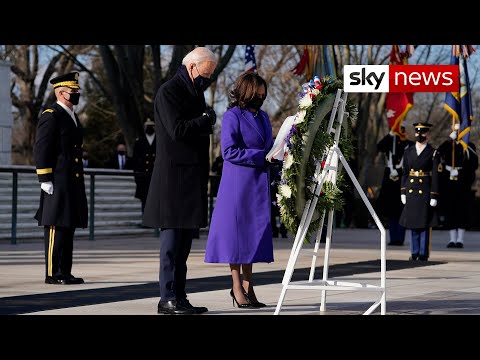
[194, 75, 212, 92]
[66, 92, 80, 105]
[247, 97, 264, 111]
[416, 134, 427, 143]
[117, 151, 126, 156]
[82, 155, 88, 160]
[145, 126, 155, 135]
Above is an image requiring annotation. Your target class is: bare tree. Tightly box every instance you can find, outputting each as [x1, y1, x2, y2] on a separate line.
[6, 45, 92, 164]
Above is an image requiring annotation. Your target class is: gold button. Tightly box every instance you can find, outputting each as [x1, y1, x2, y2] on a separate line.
[76, 173, 79, 177]
[146, 154, 149, 157]
[75, 158, 79, 162]
[419, 179, 423, 183]
[419, 190, 423, 194]
[409, 189, 413, 193]
[153, 154, 155, 157]
[74, 145, 77, 148]
[410, 179, 414, 183]
[145, 168, 148, 172]
[146, 161, 149, 164]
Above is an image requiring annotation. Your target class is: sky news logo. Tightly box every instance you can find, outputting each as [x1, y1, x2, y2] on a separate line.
[343, 65, 459, 93]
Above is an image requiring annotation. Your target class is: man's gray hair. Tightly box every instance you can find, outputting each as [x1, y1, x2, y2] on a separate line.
[182, 47, 217, 66]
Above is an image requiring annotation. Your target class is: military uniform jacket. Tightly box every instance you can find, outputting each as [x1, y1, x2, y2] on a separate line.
[376, 134, 414, 219]
[399, 144, 440, 229]
[437, 140, 478, 229]
[142, 65, 213, 229]
[33, 103, 88, 228]
[133, 135, 156, 201]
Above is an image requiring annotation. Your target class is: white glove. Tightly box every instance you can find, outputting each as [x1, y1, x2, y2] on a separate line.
[430, 198, 437, 207]
[450, 168, 459, 177]
[40, 181, 54, 195]
[449, 131, 457, 140]
[401, 194, 406, 204]
[389, 130, 396, 137]
[389, 168, 399, 179]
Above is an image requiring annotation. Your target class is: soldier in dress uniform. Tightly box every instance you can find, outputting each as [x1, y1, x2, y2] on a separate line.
[399, 122, 440, 261]
[376, 124, 414, 245]
[133, 119, 156, 214]
[437, 123, 479, 248]
[34, 71, 87, 285]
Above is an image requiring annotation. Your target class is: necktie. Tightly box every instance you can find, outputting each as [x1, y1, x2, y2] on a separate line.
[121, 156, 125, 169]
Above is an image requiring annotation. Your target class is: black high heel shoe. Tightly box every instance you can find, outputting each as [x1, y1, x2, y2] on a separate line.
[242, 289, 267, 308]
[230, 289, 251, 308]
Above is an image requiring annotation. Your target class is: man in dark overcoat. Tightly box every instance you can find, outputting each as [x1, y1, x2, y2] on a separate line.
[34, 71, 87, 285]
[437, 124, 478, 248]
[399, 122, 440, 261]
[376, 125, 414, 246]
[133, 119, 156, 214]
[143, 47, 217, 315]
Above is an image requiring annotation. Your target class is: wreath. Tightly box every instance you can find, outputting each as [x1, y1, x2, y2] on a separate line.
[275, 75, 357, 240]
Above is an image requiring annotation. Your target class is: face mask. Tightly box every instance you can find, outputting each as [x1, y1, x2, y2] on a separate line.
[194, 75, 212, 92]
[145, 126, 155, 135]
[247, 97, 264, 111]
[416, 134, 427, 143]
[118, 151, 126, 156]
[66, 92, 80, 105]
[82, 155, 88, 160]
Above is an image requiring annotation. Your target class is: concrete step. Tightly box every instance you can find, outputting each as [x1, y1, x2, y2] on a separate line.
[0, 226, 157, 241]
[0, 211, 142, 221]
[0, 202, 143, 212]
[0, 219, 144, 231]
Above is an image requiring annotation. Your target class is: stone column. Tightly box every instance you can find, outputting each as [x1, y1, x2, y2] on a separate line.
[0, 60, 13, 165]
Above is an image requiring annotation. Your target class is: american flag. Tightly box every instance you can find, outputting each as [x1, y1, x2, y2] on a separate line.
[245, 45, 257, 72]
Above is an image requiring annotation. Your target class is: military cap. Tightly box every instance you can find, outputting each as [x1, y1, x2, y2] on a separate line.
[49, 71, 80, 89]
[144, 119, 155, 126]
[413, 122, 432, 133]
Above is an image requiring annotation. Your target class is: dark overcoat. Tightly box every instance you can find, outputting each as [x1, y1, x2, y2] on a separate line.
[33, 102, 88, 228]
[399, 144, 440, 229]
[142, 65, 212, 229]
[437, 140, 478, 229]
[133, 135, 156, 201]
[376, 134, 414, 219]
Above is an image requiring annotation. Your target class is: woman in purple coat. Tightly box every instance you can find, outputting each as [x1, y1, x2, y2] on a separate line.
[205, 71, 274, 308]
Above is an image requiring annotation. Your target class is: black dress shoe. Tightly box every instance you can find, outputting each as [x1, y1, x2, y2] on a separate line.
[418, 255, 429, 261]
[62, 274, 84, 284]
[176, 298, 208, 314]
[447, 241, 456, 248]
[409, 254, 418, 261]
[456, 242, 464, 248]
[45, 276, 64, 285]
[157, 300, 195, 315]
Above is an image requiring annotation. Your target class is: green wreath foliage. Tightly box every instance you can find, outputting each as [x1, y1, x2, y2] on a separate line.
[276, 76, 357, 241]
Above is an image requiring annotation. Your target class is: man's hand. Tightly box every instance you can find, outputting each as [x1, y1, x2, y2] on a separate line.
[401, 194, 406, 204]
[41, 181, 54, 195]
[204, 106, 216, 126]
[450, 168, 459, 177]
[430, 198, 437, 207]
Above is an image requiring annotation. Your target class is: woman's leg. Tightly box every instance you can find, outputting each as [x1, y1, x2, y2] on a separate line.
[241, 263, 259, 303]
[230, 264, 249, 305]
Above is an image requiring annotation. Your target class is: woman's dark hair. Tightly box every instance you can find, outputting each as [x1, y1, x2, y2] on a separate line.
[228, 71, 267, 109]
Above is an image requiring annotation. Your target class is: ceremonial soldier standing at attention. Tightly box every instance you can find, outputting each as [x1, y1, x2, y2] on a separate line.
[399, 122, 440, 261]
[376, 123, 414, 246]
[34, 71, 87, 285]
[133, 119, 156, 214]
[437, 123, 478, 248]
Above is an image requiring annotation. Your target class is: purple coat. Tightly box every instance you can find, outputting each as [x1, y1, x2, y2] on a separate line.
[205, 106, 274, 264]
